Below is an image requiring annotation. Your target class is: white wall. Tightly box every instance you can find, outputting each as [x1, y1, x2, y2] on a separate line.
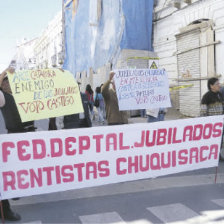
[154, 0, 224, 112]
[154, 0, 224, 79]
[34, 11, 63, 69]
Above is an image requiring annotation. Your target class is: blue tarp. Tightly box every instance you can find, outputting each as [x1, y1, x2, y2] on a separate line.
[63, 0, 90, 74]
[63, 0, 154, 76]
[120, 0, 154, 50]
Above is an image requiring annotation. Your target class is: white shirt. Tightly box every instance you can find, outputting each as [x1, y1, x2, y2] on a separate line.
[0, 90, 5, 107]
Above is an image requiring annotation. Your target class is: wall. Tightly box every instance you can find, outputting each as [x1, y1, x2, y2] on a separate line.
[154, 0, 224, 114]
[13, 38, 37, 70]
[34, 12, 63, 69]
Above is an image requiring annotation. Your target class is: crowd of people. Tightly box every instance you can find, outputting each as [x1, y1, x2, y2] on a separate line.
[0, 65, 223, 221]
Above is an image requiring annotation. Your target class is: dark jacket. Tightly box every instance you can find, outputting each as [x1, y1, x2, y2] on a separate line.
[200, 90, 224, 116]
[0, 90, 35, 133]
[64, 92, 92, 128]
[101, 80, 128, 125]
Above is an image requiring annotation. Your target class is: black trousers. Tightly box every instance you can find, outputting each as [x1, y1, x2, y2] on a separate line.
[0, 200, 10, 214]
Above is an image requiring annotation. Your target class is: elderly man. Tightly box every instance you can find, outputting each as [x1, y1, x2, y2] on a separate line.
[101, 71, 128, 125]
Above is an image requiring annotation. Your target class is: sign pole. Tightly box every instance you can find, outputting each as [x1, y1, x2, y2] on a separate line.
[215, 167, 218, 184]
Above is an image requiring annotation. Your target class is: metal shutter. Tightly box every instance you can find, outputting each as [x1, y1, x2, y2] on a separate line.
[176, 29, 201, 117]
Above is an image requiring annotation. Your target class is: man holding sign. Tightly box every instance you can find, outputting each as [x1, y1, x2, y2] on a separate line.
[0, 68, 29, 221]
[102, 71, 128, 125]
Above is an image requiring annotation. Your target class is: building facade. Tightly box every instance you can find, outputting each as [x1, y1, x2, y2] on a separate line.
[153, 0, 224, 116]
[12, 38, 37, 70]
[12, 0, 224, 118]
[34, 11, 63, 69]
[11, 12, 63, 71]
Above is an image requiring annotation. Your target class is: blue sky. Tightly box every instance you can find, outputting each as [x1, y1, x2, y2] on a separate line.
[0, 0, 62, 72]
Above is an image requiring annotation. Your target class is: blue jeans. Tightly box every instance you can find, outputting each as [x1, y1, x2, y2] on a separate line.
[147, 113, 165, 123]
[140, 109, 146, 117]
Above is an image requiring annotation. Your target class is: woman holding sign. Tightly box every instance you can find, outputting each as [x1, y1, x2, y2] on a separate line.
[94, 86, 104, 124]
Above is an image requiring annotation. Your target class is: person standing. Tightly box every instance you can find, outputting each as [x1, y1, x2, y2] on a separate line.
[94, 86, 104, 124]
[63, 82, 92, 128]
[48, 117, 57, 130]
[146, 108, 166, 123]
[85, 84, 95, 120]
[0, 69, 35, 134]
[140, 109, 146, 118]
[100, 83, 106, 118]
[200, 77, 224, 160]
[101, 71, 128, 125]
[200, 77, 224, 116]
[0, 68, 36, 221]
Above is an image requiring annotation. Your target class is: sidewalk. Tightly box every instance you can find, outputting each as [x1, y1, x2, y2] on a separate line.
[92, 107, 186, 126]
[128, 107, 186, 124]
[0, 107, 186, 133]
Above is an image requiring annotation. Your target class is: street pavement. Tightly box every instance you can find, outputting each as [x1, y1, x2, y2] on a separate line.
[1, 109, 224, 223]
[6, 163, 224, 224]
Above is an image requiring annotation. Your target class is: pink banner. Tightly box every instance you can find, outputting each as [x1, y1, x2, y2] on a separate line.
[0, 116, 223, 199]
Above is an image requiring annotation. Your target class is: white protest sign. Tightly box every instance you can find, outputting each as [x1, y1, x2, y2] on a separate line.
[114, 69, 171, 110]
[0, 116, 223, 199]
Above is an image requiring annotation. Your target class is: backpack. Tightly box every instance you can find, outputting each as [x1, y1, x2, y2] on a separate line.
[94, 94, 100, 107]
